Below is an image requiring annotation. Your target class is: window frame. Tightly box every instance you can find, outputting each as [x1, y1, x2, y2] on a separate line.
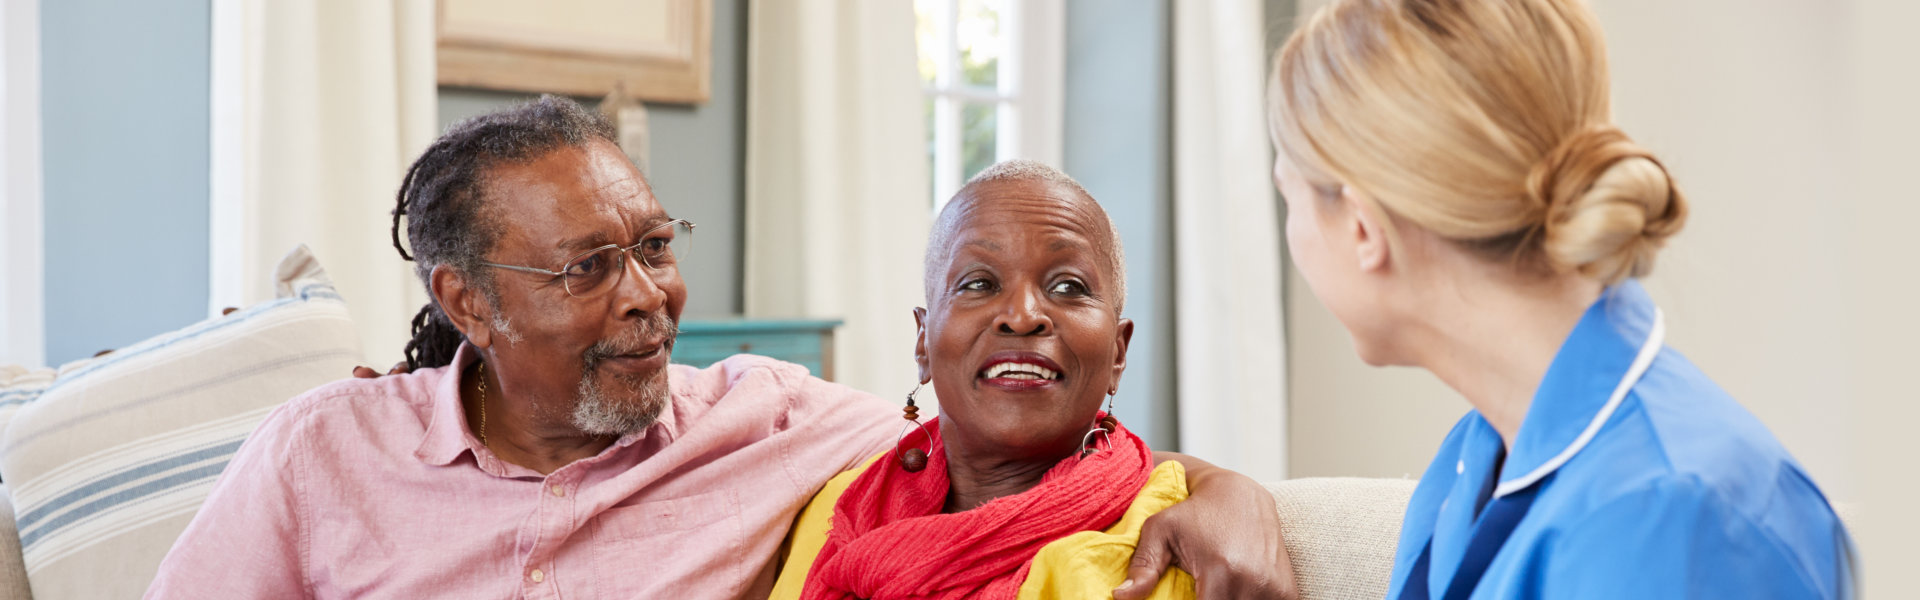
[1, 0, 45, 367]
[920, 0, 1064, 209]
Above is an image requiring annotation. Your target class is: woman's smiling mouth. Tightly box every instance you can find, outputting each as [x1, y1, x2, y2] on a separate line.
[976, 352, 1065, 391]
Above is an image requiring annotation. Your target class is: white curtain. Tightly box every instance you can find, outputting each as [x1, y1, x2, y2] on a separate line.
[1172, 0, 1289, 481]
[211, 0, 437, 368]
[2, 0, 45, 368]
[744, 0, 931, 401]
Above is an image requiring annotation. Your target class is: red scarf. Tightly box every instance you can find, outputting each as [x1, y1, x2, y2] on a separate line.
[799, 414, 1153, 600]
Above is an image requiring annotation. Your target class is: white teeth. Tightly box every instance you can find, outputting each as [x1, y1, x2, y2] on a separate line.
[984, 363, 1059, 380]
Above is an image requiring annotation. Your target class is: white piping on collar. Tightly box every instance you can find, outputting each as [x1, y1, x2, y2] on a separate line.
[1493, 308, 1665, 498]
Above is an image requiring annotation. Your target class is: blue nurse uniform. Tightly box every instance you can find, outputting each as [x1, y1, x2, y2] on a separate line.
[1388, 281, 1854, 599]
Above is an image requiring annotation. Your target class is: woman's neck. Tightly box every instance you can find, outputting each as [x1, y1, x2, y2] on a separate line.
[939, 431, 1076, 513]
[1404, 274, 1601, 449]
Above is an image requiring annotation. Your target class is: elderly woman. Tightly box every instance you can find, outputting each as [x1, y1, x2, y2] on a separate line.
[1270, 0, 1852, 597]
[769, 160, 1196, 599]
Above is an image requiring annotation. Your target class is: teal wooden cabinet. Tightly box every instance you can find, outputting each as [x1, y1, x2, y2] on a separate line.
[672, 318, 844, 380]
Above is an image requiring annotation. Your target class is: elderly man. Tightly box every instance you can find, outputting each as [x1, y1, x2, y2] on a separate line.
[148, 96, 1291, 599]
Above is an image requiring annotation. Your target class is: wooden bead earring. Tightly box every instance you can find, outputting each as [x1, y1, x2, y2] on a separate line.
[1099, 390, 1119, 432]
[898, 383, 935, 472]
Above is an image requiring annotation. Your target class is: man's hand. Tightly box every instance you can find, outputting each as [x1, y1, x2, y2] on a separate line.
[1115, 451, 1296, 600]
[350, 362, 410, 379]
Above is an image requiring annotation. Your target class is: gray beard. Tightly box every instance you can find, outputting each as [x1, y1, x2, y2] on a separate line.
[569, 311, 678, 436]
[570, 367, 669, 436]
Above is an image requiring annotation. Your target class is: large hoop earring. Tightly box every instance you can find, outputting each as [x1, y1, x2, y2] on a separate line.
[897, 383, 935, 472]
[1081, 391, 1120, 457]
[1079, 426, 1112, 457]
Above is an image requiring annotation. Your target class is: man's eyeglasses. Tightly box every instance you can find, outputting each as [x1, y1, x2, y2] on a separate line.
[482, 219, 694, 298]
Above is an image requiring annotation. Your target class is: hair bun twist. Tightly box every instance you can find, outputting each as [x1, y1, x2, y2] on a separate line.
[1527, 125, 1689, 284]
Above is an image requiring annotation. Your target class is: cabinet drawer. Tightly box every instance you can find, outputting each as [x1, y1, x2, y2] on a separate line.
[670, 318, 843, 380]
[673, 332, 820, 359]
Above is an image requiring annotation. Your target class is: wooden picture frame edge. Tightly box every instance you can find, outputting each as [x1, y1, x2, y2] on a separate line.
[435, 0, 712, 104]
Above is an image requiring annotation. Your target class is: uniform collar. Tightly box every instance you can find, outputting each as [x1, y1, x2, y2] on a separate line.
[414, 344, 678, 470]
[1494, 280, 1666, 497]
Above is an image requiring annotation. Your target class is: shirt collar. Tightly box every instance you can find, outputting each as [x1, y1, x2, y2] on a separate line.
[413, 343, 682, 468]
[415, 343, 485, 467]
[1494, 280, 1666, 497]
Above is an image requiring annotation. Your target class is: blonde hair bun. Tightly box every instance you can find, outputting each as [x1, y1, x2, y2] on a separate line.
[1269, 0, 1691, 286]
[1531, 126, 1689, 284]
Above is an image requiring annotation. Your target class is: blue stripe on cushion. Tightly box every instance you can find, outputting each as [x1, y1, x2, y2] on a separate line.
[0, 388, 48, 407]
[0, 386, 47, 398]
[1, 349, 357, 454]
[14, 438, 244, 532]
[18, 459, 233, 550]
[298, 284, 342, 301]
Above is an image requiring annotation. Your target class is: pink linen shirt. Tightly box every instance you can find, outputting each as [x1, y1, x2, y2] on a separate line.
[146, 344, 897, 599]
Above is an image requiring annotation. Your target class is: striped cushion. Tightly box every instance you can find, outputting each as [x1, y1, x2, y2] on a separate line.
[0, 359, 104, 457]
[0, 367, 57, 454]
[0, 245, 365, 600]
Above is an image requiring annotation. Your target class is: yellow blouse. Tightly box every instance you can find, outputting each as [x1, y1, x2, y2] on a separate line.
[770, 454, 1196, 600]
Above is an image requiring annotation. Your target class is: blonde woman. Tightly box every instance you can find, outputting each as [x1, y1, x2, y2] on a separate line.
[1269, 0, 1853, 598]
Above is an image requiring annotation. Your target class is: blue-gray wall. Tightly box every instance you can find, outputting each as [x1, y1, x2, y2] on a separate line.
[437, 0, 747, 319]
[28, 0, 1168, 411]
[1065, 0, 1178, 450]
[32, 0, 743, 366]
[41, 0, 211, 364]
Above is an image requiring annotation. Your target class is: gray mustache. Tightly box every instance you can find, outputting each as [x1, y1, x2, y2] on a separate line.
[582, 313, 679, 367]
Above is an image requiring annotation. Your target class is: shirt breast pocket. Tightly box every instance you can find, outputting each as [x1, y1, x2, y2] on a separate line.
[594, 489, 749, 596]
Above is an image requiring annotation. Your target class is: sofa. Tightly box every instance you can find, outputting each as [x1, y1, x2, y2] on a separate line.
[0, 247, 1417, 600]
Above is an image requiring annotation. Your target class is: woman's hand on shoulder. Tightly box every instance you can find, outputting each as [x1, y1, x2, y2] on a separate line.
[1117, 451, 1296, 600]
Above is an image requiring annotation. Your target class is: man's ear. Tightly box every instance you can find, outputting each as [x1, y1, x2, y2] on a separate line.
[1109, 318, 1135, 395]
[1344, 186, 1392, 273]
[912, 307, 933, 384]
[430, 264, 494, 349]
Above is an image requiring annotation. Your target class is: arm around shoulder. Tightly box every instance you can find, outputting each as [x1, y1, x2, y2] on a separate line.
[1115, 451, 1296, 600]
[787, 372, 902, 474]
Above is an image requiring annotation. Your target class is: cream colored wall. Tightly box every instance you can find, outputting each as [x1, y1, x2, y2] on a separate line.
[1284, 0, 1903, 510]
[1843, 0, 1920, 587]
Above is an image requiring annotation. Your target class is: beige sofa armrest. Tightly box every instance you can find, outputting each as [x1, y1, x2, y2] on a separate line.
[0, 485, 33, 600]
[1266, 477, 1417, 600]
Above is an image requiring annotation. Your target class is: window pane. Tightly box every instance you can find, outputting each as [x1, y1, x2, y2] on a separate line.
[914, 0, 940, 87]
[961, 101, 997, 181]
[957, 0, 1001, 90]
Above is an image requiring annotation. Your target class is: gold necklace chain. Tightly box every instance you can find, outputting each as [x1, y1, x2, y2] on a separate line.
[477, 362, 489, 448]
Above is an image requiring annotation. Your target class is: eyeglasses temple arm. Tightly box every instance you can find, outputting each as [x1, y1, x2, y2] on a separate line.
[481, 262, 565, 277]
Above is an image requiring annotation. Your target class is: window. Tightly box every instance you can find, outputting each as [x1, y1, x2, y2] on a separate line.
[914, 0, 1063, 209]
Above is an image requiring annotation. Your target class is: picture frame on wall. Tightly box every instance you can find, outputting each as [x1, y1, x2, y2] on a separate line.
[435, 0, 712, 104]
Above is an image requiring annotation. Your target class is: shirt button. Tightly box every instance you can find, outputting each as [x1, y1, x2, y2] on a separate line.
[551, 485, 566, 497]
[1456, 460, 1465, 474]
[530, 569, 545, 583]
